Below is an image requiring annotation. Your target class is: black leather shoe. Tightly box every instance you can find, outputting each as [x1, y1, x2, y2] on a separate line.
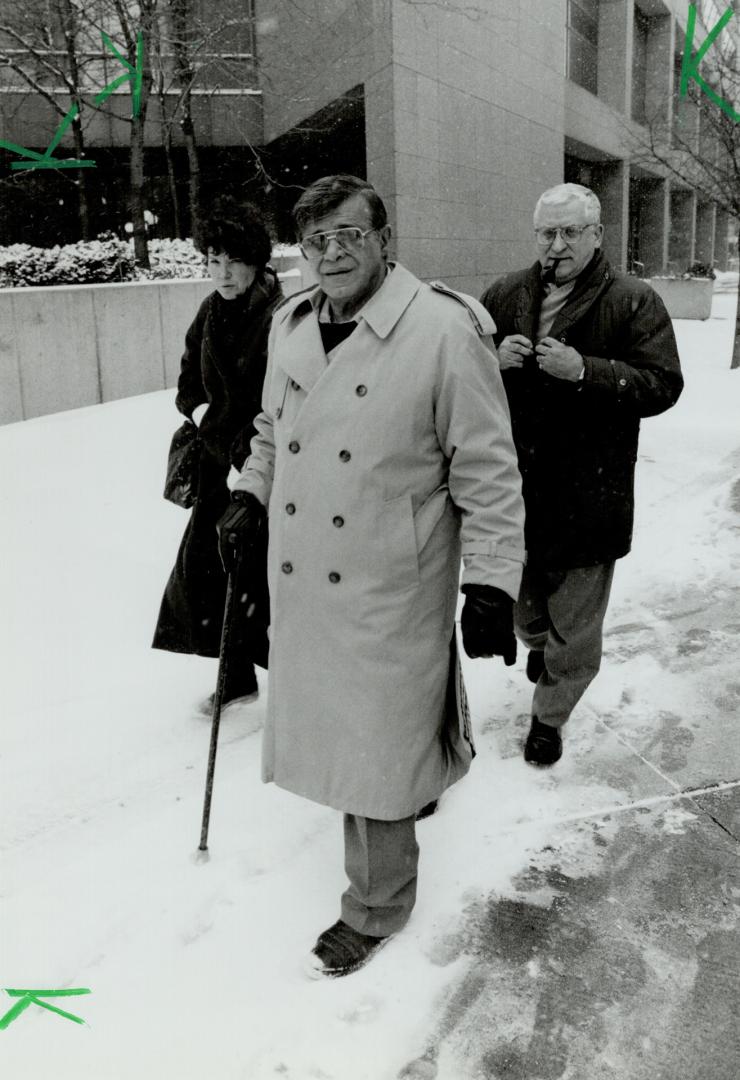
[416, 799, 438, 821]
[524, 716, 562, 766]
[306, 919, 391, 978]
[525, 649, 546, 684]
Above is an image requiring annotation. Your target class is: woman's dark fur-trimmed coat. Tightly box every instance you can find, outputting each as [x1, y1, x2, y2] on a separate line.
[153, 270, 283, 662]
[480, 250, 683, 570]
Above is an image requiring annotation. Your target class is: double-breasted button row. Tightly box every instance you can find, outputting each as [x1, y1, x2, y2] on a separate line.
[289, 442, 354, 460]
[282, 561, 341, 583]
[285, 502, 344, 528]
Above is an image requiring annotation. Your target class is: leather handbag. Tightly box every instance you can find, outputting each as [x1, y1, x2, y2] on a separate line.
[163, 420, 201, 508]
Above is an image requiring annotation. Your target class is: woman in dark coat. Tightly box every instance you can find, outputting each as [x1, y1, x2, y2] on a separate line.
[153, 202, 283, 708]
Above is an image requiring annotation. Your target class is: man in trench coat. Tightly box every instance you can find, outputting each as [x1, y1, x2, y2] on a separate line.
[219, 174, 525, 977]
[480, 183, 683, 767]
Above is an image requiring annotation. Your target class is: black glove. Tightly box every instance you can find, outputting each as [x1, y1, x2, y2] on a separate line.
[460, 584, 517, 664]
[217, 490, 265, 574]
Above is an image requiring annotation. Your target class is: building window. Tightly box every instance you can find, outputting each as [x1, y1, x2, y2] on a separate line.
[567, 0, 599, 95]
[632, 7, 649, 125]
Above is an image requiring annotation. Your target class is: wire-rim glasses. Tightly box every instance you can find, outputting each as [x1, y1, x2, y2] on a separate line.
[534, 224, 597, 246]
[299, 226, 377, 259]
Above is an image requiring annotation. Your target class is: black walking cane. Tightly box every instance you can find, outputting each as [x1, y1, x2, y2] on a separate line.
[195, 548, 243, 861]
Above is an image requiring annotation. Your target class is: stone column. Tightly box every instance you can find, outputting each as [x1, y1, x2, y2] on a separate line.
[594, 159, 630, 271]
[636, 177, 669, 276]
[597, 0, 632, 115]
[694, 201, 716, 267]
[644, 14, 674, 132]
[668, 187, 696, 271]
[713, 209, 731, 272]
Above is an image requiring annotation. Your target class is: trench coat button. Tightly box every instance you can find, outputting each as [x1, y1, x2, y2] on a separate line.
[291, 380, 299, 390]
[328, 571, 341, 583]
[560, 336, 567, 343]
[355, 384, 367, 397]
[286, 503, 296, 515]
[339, 449, 351, 462]
[619, 378, 627, 386]
[289, 440, 300, 453]
[332, 515, 345, 527]
[281, 561, 293, 574]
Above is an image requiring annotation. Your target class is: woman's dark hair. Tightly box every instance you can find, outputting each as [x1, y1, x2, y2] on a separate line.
[292, 175, 388, 236]
[195, 199, 272, 268]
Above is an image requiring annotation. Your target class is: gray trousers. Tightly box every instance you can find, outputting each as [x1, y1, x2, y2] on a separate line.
[514, 561, 615, 729]
[341, 813, 419, 937]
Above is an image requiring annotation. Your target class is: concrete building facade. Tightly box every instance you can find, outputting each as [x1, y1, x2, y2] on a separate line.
[255, 0, 735, 295]
[0, 1, 734, 286]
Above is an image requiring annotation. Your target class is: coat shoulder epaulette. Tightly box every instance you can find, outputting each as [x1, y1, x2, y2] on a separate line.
[272, 282, 318, 323]
[429, 280, 496, 336]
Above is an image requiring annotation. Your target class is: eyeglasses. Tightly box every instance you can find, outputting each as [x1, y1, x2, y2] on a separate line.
[534, 224, 597, 246]
[299, 226, 377, 259]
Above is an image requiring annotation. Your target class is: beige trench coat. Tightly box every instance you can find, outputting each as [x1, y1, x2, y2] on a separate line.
[234, 263, 525, 819]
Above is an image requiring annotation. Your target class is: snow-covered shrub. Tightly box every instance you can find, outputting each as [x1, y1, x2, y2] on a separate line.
[0, 236, 295, 287]
[139, 238, 208, 280]
[0, 235, 136, 287]
[684, 261, 716, 280]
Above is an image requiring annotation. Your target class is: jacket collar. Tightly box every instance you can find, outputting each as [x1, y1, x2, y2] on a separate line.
[513, 264, 542, 342]
[276, 263, 422, 392]
[548, 250, 613, 338]
[248, 266, 282, 312]
[514, 251, 614, 339]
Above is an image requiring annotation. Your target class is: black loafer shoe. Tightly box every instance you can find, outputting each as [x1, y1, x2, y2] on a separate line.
[525, 649, 546, 684]
[306, 919, 391, 979]
[416, 799, 438, 821]
[524, 716, 562, 766]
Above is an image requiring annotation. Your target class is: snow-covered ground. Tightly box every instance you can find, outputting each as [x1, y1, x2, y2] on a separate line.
[1, 291, 738, 1079]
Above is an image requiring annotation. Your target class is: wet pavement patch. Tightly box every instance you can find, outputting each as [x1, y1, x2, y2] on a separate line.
[401, 794, 740, 1079]
[729, 477, 740, 514]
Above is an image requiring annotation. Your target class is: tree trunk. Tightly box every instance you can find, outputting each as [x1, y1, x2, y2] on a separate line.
[162, 118, 182, 239]
[169, 0, 199, 238]
[732, 235, 740, 370]
[181, 107, 199, 238]
[59, 0, 90, 240]
[128, 22, 152, 271]
[130, 113, 150, 268]
[71, 112, 91, 240]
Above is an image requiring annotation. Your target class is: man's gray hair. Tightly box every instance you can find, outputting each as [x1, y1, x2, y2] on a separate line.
[534, 183, 601, 224]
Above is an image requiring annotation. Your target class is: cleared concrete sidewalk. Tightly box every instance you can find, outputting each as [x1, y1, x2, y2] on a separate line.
[397, 291, 740, 1080]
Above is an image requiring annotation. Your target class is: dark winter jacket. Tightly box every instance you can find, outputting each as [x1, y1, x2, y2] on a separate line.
[152, 269, 282, 660]
[480, 250, 683, 569]
[176, 269, 284, 469]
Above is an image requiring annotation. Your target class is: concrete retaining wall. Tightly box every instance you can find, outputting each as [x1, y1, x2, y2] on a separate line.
[0, 261, 306, 424]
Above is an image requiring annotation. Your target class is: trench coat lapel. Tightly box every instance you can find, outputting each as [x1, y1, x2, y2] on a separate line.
[358, 262, 421, 339]
[276, 264, 422, 394]
[275, 293, 328, 393]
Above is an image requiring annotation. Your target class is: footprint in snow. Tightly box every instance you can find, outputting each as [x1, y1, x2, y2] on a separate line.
[337, 994, 383, 1024]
